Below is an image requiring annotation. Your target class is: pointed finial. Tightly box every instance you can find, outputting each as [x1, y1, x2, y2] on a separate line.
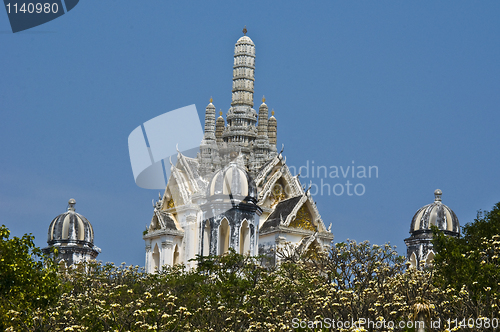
[434, 189, 442, 202]
[209, 97, 213, 103]
[68, 198, 76, 211]
[271, 109, 275, 116]
[262, 95, 266, 103]
[219, 110, 222, 116]
[243, 26, 247, 35]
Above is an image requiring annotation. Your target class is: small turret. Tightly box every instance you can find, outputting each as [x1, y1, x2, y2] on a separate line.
[42, 199, 100, 268]
[268, 110, 277, 146]
[405, 189, 460, 269]
[203, 98, 216, 141]
[257, 96, 269, 137]
[215, 111, 225, 143]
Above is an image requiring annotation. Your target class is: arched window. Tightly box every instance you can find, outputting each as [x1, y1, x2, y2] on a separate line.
[152, 243, 160, 271]
[203, 220, 211, 256]
[240, 220, 250, 255]
[173, 244, 180, 265]
[409, 252, 417, 268]
[219, 219, 230, 255]
[425, 251, 435, 266]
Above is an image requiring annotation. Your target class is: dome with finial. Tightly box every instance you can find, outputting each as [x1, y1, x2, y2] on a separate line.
[207, 162, 257, 202]
[409, 189, 460, 235]
[47, 199, 95, 246]
[237, 26, 254, 45]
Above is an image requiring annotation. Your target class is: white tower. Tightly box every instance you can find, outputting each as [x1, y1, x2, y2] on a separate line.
[231, 26, 255, 108]
[222, 27, 259, 165]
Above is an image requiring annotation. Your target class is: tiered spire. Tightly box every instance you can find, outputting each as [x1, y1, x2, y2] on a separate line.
[257, 96, 268, 137]
[223, 29, 258, 149]
[203, 98, 216, 141]
[231, 29, 255, 107]
[199, 29, 278, 176]
[199, 98, 220, 175]
[215, 111, 225, 143]
[268, 110, 277, 146]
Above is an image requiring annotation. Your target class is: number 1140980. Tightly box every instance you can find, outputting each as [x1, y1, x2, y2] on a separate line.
[5, 3, 59, 14]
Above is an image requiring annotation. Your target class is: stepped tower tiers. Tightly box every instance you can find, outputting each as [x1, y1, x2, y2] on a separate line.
[405, 189, 460, 269]
[231, 27, 255, 108]
[220, 28, 259, 171]
[268, 110, 277, 146]
[215, 111, 225, 143]
[199, 28, 278, 178]
[199, 98, 220, 174]
[42, 199, 101, 269]
[143, 30, 333, 272]
[253, 97, 272, 170]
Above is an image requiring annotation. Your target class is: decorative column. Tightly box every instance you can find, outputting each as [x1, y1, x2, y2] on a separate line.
[145, 244, 151, 273]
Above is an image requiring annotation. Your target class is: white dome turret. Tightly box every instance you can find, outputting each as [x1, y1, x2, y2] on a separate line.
[405, 189, 460, 269]
[409, 189, 460, 235]
[47, 199, 95, 246]
[43, 199, 100, 267]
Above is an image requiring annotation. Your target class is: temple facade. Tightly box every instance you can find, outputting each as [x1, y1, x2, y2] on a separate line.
[142, 30, 334, 272]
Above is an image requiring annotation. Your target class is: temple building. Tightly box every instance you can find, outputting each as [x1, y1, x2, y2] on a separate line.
[405, 189, 460, 268]
[38, 33, 462, 273]
[142, 29, 334, 271]
[42, 199, 101, 269]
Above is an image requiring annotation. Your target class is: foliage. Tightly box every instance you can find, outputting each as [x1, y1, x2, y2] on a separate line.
[433, 202, 500, 306]
[3, 222, 500, 331]
[0, 225, 61, 331]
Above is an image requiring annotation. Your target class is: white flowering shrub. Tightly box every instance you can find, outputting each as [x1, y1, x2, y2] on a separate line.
[3, 223, 500, 331]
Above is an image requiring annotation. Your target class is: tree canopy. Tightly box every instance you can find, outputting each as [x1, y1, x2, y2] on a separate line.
[0, 225, 61, 331]
[2, 202, 500, 331]
[432, 202, 500, 306]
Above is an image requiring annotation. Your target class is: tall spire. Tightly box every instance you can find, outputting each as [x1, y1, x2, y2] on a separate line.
[223, 31, 258, 150]
[231, 31, 255, 107]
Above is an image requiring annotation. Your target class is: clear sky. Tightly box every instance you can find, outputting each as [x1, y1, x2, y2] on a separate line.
[1, 1, 499, 266]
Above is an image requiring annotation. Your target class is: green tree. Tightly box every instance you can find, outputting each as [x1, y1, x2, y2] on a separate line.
[432, 202, 500, 307]
[0, 225, 61, 331]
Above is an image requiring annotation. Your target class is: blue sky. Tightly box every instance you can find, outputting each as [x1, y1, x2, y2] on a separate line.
[1, 1, 499, 266]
